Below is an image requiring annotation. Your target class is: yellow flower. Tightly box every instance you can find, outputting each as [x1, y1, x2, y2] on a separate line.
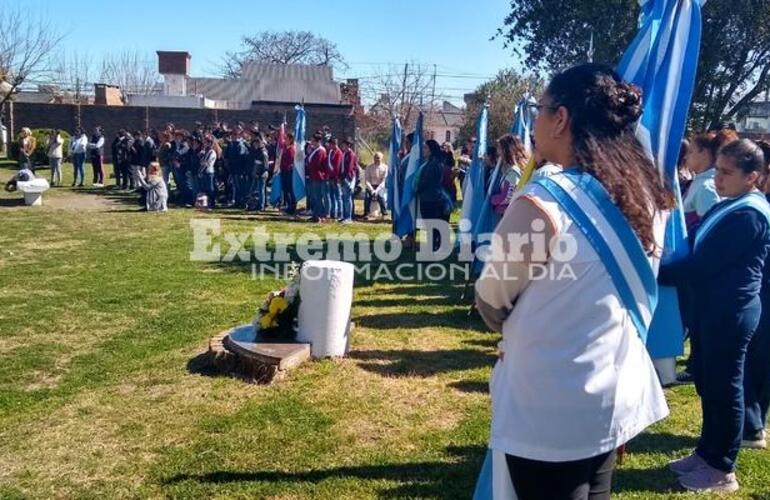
[260, 314, 274, 330]
[268, 296, 289, 315]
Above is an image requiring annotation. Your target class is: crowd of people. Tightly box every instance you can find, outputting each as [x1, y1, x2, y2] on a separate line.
[16, 119, 556, 227]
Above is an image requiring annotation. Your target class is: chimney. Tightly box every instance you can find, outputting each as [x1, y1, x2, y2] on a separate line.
[94, 84, 123, 106]
[157, 51, 191, 96]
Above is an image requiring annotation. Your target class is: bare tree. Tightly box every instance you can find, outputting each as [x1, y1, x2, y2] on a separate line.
[0, 8, 64, 109]
[221, 31, 347, 78]
[359, 63, 439, 146]
[99, 50, 160, 95]
[52, 50, 94, 103]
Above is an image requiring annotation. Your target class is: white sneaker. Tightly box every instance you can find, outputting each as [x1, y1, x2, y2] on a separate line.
[679, 464, 739, 493]
[742, 430, 767, 449]
[668, 452, 707, 476]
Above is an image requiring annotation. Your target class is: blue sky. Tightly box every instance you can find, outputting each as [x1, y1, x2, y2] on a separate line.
[10, 0, 519, 104]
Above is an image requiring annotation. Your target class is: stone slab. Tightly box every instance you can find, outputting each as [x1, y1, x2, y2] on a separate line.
[224, 324, 311, 371]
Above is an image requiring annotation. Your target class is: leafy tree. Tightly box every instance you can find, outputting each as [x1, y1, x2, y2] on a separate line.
[498, 0, 770, 129]
[460, 69, 543, 144]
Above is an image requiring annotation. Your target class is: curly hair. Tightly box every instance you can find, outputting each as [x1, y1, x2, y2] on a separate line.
[498, 134, 529, 168]
[546, 63, 675, 253]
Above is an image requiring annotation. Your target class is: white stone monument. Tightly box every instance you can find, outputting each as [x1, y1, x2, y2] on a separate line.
[296, 260, 354, 358]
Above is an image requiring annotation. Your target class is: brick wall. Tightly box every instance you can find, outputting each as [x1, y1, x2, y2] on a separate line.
[4, 101, 355, 161]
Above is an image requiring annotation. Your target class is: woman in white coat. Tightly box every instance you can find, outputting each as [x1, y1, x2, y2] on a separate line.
[475, 63, 676, 499]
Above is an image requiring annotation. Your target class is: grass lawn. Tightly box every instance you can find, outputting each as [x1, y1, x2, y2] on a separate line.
[1, 160, 769, 499]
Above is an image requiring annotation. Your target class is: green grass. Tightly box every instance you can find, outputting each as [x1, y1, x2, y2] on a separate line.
[1, 160, 770, 498]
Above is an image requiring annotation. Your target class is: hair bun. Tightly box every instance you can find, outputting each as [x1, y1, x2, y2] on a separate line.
[604, 81, 643, 129]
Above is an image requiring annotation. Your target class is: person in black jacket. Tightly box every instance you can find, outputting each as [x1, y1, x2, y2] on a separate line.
[111, 131, 124, 188]
[416, 139, 451, 251]
[247, 136, 270, 211]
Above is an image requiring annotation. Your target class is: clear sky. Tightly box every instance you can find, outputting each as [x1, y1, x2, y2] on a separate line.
[9, 0, 519, 104]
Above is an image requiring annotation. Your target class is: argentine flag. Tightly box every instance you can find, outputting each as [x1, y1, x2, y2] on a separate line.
[460, 104, 489, 242]
[617, 0, 706, 359]
[293, 105, 307, 202]
[511, 95, 537, 154]
[394, 111, 424, 238]
[387, 117, 402, 232]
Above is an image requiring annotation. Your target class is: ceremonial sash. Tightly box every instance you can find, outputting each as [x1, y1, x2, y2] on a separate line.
[534, 170, 658, 344]
[473, 170, 659, 500]
[694, 191, 770, 251]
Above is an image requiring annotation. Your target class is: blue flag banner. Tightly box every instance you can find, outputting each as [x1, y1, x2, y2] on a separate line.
[511, 95, 537, 154]
[292, 105, 307, 202]
[617, 0, 705, 358]
[394, 111, 424, 238]
[460, 104, 489, 241]
[387, 117, 402, 232]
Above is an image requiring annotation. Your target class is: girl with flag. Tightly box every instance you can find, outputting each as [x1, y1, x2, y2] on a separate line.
[661, 139, 770, 493]
[475, 64, 674, 498]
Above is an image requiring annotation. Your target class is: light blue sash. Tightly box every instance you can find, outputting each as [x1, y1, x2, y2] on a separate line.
[534, 170, 658, 344]
[694, 191, 770, 250]
[473, 170, 660, 500]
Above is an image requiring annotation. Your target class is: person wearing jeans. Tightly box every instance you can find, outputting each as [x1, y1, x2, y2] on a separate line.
[340, 139, 358, 222]
[88, 127, 105, 186]
[305, 133, 328, 221]
[248, 137, 269, 211]
[280, 133, 297, 214]
[46, 130, 63, 186]
[70, 129, 88, 187]
[198, 138, 218, 209]
[662, 139, 770, 493]
[327, 138, 344, 220]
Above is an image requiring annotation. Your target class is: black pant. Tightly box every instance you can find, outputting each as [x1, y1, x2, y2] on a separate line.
[506, 450, 616, 500]
[419, 199, 450, 251]
[693, 298, 759, 472]
[281, 170, 296, 213]
[92, 156, 104, 184]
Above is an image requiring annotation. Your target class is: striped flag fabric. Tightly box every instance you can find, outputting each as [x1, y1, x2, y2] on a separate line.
[292, 105, 307, 202]
[511, 95, 536, 154]
[460, 103, 489, 241]
[387, 116, 402, 233]
[617, 0, 706, 358]
[394, 111, 424, 238]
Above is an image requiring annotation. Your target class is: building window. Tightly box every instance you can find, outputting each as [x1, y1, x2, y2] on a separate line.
[445, 130, 451, 143]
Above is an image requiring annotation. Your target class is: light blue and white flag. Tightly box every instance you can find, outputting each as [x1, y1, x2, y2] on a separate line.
[394, 111, 424, 238]
[511, 95, 537, 154]
[617, 0, 706, 358]
[460, 104, 489, 241]
[292, 105, 307, 202]
[387, 116, 402, 232]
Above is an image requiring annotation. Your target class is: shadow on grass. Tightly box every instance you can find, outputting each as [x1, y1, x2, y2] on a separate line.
[613, 466, 682, 495]
[625, 431, 698, 455]
[162, 445, 484, 499]
[349, 348, 496, 378]
[610, 432, 699, 495]
[356, 310, 486, 332]
[0, 197, 25, 207]
[448, 380, 489, 394]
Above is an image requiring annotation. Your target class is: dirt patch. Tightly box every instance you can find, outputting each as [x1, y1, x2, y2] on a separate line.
[1, 190, 121, 212]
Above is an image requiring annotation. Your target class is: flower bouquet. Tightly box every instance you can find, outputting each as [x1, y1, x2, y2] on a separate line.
[252, 263, 301, 341]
